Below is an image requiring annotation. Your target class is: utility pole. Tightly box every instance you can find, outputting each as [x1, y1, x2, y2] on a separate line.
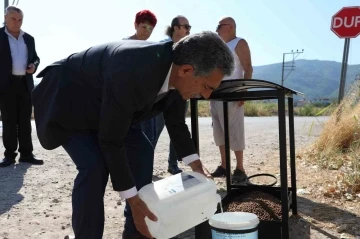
[4, 0, 9, 13]
[281, 49, 304, 86]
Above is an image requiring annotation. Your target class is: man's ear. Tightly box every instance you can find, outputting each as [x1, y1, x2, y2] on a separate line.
[178, 64, 194, 77]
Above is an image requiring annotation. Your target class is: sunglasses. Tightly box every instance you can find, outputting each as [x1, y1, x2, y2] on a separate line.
[177, 24, 192, 30]
[216, 24, 230, 30]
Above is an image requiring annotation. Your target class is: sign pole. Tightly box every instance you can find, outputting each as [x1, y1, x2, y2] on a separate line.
[338, 38, 351, 104]
[330, 6, 360, 103]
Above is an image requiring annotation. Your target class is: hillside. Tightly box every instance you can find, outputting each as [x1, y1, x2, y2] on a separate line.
[253, 59, 360, 100]
[33, 59, 360, 101]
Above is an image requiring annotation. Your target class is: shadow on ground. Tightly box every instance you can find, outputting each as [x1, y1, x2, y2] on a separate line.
[0, 163, 31, 216]
[176, 196, 360, 239]
[289, 196, 360, 239]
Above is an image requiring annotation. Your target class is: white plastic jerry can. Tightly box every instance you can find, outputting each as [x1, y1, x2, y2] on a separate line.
[138, 171, 221, 239]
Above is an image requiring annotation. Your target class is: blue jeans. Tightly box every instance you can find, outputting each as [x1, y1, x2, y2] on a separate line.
[62, 123, 154, 238]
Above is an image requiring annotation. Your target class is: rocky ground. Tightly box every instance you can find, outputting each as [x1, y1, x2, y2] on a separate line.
[0, 116, 359, 239]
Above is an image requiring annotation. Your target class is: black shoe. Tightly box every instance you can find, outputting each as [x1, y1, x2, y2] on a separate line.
[211, 166, 226, 178]
[168, 165, 183, 175]
[19, 155, 44, 165]
[232, 169, 247, 182]
[122, 231, 178, 239]
[122, 230, 149, 239]
[0, 157, 16, 167]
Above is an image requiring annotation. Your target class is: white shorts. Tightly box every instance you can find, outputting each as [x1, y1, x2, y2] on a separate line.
[210, 101, 245, 151]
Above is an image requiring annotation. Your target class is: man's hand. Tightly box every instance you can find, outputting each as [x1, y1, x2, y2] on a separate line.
[127, 195, 158, 238]
[237, 101, 245, 107]
[26, 63, 36, 74]
[188, 160, 213, 179]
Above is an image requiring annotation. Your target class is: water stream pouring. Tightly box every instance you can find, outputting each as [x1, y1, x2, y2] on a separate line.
[138, 172, 221, 239]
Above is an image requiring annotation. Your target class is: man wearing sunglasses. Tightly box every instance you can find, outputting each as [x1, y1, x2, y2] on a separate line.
[165, 15, 191, 43]
[211, 17, 253, 183]
[163, 16, 192, 175]
[141, 15, 192, 176]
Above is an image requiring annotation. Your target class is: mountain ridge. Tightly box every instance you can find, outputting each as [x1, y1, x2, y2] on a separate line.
[33, 59, 360, 100]
[252, 59, 360, 100]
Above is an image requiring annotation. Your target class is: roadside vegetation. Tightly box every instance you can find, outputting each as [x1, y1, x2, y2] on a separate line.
[185, 100, 335, 117]
[300, 81, 360, 200]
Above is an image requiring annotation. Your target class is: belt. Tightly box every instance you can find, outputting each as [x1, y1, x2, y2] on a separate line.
[12, 75, 26, 79]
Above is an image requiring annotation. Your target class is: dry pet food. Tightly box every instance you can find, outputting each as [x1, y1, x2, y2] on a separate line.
[224, 191, 282, 221]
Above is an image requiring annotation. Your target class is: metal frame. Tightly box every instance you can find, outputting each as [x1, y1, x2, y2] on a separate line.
[190, 79, 301, 239]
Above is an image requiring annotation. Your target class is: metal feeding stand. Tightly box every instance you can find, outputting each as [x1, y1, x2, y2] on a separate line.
[191, 79, 302, 239]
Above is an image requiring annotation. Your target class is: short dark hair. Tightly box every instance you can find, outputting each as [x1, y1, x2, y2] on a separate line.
[4, 6, 23, 26]
[173, 31, 234, 77]
[135, 10, 157, 27]
[165, 16, 183, 37]
[5, 5, 23, 16]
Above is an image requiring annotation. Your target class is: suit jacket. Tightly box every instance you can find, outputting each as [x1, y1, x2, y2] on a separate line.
[0, 27, 40, 95]
[32, 40, 197, 192]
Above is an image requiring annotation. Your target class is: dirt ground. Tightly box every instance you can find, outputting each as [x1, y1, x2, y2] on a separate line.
[0, 116, 359, 239]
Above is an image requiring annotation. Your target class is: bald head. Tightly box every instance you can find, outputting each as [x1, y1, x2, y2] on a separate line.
[216, 17, 236, 42]
[219, 17, 236, 28]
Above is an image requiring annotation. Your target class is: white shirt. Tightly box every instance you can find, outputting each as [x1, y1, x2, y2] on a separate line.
[222, 37, 244, 81]
[5, 27, 28, 76]
[119, 64, 200, 200]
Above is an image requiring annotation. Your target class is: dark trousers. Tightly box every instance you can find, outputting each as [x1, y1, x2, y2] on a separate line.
[141, 101, 189, 168]
[0, 77, 33, 158]
[168, 100, 189, 165]
[141, 114, 164, 148]
[62, 124, 154, 238]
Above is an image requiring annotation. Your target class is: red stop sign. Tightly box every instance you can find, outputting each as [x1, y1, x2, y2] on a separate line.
[331, 6, 360, 38]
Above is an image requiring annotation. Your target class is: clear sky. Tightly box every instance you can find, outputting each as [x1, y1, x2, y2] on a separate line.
[2, 0, 360, 74]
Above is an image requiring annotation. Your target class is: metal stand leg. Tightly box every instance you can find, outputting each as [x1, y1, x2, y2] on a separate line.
[190, 99, 200, 155]
[288, 97, 297, 215]
[192, 99, 211, 239]
[223, 102, 232, 193]
[278, 93, 289, 239]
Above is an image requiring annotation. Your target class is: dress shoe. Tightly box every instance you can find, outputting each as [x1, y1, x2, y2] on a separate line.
[122, 230, 149, 239]
[122, 230, 179, 239]
[19, 155, 44, 165]
[0, 157, 16, 167]
[167, 165, 183, 175]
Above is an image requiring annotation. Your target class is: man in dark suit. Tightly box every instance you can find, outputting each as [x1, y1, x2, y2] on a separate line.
[0, 6, 43, 167]
[32, 31, 234, 239]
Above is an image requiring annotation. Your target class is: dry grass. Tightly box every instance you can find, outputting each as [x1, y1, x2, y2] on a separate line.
[185, 100, 334, 117]
[244, 101, 277, 116]
[294, 103, 336, 116]
[301, 81, 360, 198]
